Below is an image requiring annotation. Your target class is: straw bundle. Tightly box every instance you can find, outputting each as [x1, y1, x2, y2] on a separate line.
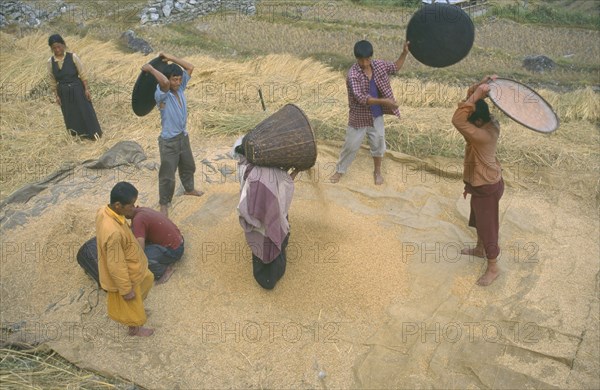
[1, 33, 598, 202]
[0, 345, 138, 389]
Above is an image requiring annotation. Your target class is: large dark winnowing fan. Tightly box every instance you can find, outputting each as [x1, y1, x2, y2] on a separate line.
[131, 56, 169, 117]
[406, 3, 475, 68]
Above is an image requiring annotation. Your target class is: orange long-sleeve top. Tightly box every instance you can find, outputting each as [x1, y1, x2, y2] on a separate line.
[452, 101, 502, 187]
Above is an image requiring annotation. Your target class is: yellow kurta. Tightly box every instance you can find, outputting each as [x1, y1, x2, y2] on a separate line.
[106, 271, 153, 327]
[96, 206, 153, 326]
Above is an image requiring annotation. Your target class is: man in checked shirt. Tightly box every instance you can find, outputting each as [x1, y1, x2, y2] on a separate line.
[330, 40, 410, 185]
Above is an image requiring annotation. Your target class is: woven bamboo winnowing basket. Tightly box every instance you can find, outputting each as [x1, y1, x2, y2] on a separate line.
[487, 78, 559, 133]
[244, 104, 317, 170]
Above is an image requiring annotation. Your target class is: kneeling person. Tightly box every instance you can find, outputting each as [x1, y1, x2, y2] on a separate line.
[130, 206, 184, 284]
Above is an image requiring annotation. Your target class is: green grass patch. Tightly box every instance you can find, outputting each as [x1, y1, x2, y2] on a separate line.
[166, 24, 223, 51]
[490, 3, 600, 30]
[308, 52, 354, 71]
[349, 0, 420, 7]
[254, 12, 407, 31]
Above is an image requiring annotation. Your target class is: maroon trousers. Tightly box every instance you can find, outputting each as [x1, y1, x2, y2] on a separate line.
[464, 178, 504, 259]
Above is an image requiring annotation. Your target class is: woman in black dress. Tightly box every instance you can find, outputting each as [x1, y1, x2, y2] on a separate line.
[47, 34, 102, 139]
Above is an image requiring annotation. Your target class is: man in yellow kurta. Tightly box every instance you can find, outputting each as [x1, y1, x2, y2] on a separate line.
[96, 182, 154, 337]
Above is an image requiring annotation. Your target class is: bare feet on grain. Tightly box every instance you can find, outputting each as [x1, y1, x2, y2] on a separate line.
[184, 189, 204, 197]
[329, 172, 343, 183]
[128, 326, 154, 337]
[374, 172, 384, 185]
[476, 261, 500, 286]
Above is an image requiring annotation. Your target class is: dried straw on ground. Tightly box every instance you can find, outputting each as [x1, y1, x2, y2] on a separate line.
[1, 32, 598, 202]
[0, 345, 140, 389]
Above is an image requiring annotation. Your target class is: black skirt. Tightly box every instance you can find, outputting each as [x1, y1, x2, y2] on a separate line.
[58, 80, 102, 139]
[252, 234, 289, 290]
[52, 53, 102, 139]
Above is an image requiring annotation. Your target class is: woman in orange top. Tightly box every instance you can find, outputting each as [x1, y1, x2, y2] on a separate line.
[452, 76, 504, 286]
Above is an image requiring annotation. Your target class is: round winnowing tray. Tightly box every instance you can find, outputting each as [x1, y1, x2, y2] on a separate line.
[487, 78, 559, 133]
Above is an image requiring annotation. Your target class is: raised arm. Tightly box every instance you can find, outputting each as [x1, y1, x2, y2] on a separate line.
[160, 52, 194, 76]
[452, 84, 492, 142]
[394, 41, 410, 71]
[466, 75, 497, 100]
[467, 83, 491, 105]
[141, 63, 170, 92]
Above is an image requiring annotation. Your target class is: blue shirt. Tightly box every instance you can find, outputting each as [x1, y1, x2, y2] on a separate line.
[155, 70, 190, 139]
[369, 77, 383, 118]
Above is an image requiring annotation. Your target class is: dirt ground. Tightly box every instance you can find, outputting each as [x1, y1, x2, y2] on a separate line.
[0, 138, 598, 389]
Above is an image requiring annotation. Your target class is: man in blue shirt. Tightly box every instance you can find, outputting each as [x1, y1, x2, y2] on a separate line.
[142, 53, 204, 217]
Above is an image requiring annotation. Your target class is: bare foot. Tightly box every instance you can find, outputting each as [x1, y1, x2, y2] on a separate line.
[155, 266, 175, 285]
[128, 326, 154, 337]
[476, 261, 500, 286]
[184, 189, 204, 197]
[461, 247, 486, 258]
[159, 204, 169, 217]
[374, 172, 384, 185]
[329, 172, 343, 183]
